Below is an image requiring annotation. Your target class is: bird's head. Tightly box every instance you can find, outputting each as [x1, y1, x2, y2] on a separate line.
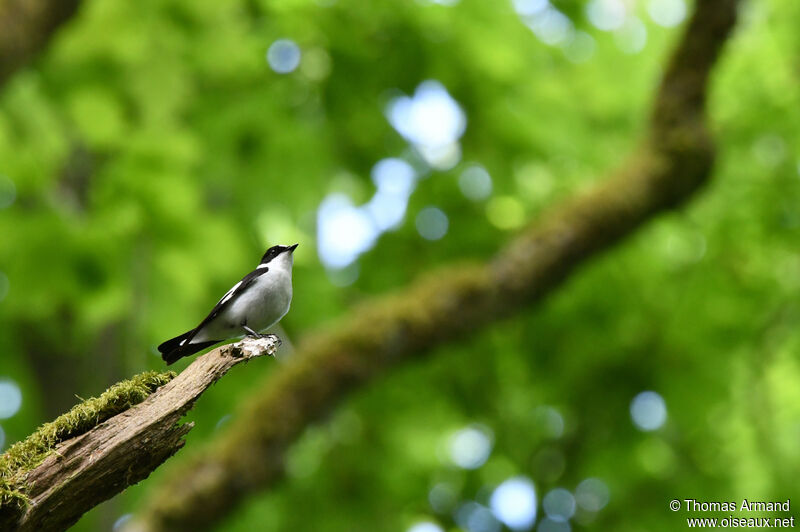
[260, 243, 298, 266]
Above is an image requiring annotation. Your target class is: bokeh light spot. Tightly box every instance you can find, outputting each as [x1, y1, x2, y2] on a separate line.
[429, 483, 458, 514]
[407, 521, 445, 532]
[486, 196, 525, 230]
[449, 424, 493, 469]
[459, 164, 493, 201]
[455, 502, 501, 532]
[267, 39, 302, 73]
[513, 0, 548, 17]
[586, 0, 627, 31]
[316, 159, 419, 270]
[575, 478, 610, 512]
[563, 31, 595, 63]
[0, 175, 15, 209]
[647, 0, 687, 27]
[366, 189, 411, 231]
[614, 17, 647, 54]
[300, 47, 332, 81]
[525, 7, 574, 46]
[0, 379, 22, 419]
[630, 391, 667, 431]
[317, 194, 378, 269]
[388, 80, 465, 146]
[490, 477, 537, 530]
[372, 158, 416, 196]
[418, 143, 462, 171]
[534, 406, 564, 439]
[387, 81, 466, 169]
[543, 488, 576, 522]
[367, 158, 417, 231]
[416, 207, 449, 241]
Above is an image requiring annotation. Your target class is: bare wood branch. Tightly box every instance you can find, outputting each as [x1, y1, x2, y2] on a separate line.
[129, 2, 741, 531]
[0, 0, 82, 87]
[6, 336, 280, 532]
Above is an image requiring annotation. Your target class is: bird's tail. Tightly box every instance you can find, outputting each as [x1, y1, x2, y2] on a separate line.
[158, 330, 218, 365]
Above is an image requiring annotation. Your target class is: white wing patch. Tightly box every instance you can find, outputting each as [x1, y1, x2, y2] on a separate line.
[218, 280, 243, 306]
[256, 263, 269, 269]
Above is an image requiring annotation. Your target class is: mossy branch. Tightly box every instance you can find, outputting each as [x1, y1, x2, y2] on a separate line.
[0, 336, 280, 532]
[0, 371, 176, 514]
[130, 2, 740, 531]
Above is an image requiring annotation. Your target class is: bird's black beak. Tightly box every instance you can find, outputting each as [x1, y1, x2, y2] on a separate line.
[288, 243, 299, 253]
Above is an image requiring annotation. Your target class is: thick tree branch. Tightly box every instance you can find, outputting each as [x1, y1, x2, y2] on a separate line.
[0, 337, 280, 532]
[0, 0, 82, 86]
[130, 2, 740, 530]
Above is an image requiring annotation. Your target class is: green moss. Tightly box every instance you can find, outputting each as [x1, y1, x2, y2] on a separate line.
[0, 370, 175, 514]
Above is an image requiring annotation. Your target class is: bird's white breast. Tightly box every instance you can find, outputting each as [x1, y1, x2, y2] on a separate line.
[193, 252, 294, 342]
[225, 267, 292, 331]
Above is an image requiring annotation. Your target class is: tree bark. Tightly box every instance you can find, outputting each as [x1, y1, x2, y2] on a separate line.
[129, 1, 740, 531]
[2, 337, 280, 532]
[0, 0, 82, 86]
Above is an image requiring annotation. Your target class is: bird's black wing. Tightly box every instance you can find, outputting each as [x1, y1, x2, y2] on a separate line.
[190, 266, 270, 334]
[158, 266, 270, 363]
[158, 267, 270, 364]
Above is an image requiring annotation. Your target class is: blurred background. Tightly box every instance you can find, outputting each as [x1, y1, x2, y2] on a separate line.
[0, 0, 799, 530]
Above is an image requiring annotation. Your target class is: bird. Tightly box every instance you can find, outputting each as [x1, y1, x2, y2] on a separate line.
[158, 243, 298, 365]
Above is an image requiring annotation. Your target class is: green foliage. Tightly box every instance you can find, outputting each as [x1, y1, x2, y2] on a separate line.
[0, 371, 174, 513]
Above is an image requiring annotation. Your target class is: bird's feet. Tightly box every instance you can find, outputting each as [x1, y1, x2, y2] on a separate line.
[241, 325, 265, 338]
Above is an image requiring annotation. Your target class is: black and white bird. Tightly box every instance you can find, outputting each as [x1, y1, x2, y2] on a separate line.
[158, 243, 298, 365]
